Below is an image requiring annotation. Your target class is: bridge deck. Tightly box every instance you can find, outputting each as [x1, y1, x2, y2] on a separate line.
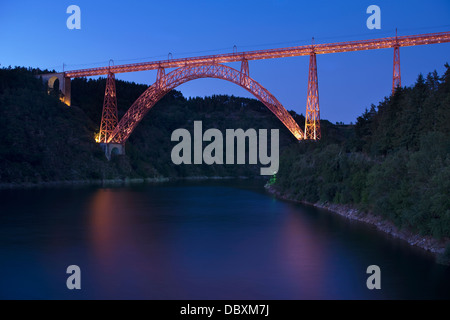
[64, 31, 450, 78]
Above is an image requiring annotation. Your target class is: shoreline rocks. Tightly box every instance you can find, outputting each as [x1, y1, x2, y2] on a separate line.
[265, 184, 449, 257]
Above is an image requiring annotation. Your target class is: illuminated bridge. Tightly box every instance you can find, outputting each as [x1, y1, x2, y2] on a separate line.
[40, 31, 450, 158]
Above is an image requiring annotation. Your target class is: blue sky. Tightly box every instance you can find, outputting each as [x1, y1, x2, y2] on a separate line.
[1, 0, 449, 123]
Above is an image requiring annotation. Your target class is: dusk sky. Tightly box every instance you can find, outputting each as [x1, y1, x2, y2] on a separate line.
[1, 0, 449, 123]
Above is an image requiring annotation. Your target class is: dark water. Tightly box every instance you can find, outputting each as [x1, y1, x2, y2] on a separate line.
[0, 180, 449, 299]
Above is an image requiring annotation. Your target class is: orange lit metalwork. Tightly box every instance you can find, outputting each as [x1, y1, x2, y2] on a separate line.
[304, 52, 321, 140]
[156, 66, 166, 91]
[107, 64, 304, 143]
[59, 31, 449, 143]
[64, 32, 450, 78]
[240, 58, 249, 87]
[393, 46, 401, 93]
[98, 72, 119, 143]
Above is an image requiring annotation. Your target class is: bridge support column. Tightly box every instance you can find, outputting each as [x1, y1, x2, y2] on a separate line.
[39, 73, 71, 106]
[240, 58, 249, 87]
[304, 51, 321, 140]
[63, 77, 71, 106]
[157, 67, 166, 90]
[392, 45, 401, 93]
[100, 143, 125, 160]
[98, 72, 119, 143]
[98, 71, 123, 160]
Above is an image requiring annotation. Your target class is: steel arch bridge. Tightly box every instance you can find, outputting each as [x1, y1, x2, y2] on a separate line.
[39, 30, 450, 157]
[106, 63, 303, 144]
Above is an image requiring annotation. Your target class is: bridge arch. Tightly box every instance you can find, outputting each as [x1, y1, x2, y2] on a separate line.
[38, 72, 71, 106]
[47, 76, 60, 93]
[108, 63, 304, 143]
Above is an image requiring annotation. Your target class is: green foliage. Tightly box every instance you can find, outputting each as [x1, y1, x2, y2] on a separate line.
[276, 143, 372, 204]
[0, 67, 301, 183]
[72, 74, 304, 177]
[275, 64, 450, 239]
[267, 174, 277, 186]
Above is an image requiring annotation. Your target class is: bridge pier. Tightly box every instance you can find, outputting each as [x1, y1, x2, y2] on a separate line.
[304, 51, 321, 140]
[392, 29, 402, 94]
[392, 45, 401, 93]
[100, 143, 125, 160]
[39, 73, 71, 106]
[99, 72, 119, 143]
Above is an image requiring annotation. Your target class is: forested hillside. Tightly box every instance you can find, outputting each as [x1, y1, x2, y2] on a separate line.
[0, 67, 307, 183]
[273, 64, 450, 242]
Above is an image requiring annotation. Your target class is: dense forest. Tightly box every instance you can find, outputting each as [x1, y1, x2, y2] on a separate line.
[272, 64, 450, 258]
[0, 66, 312, 183]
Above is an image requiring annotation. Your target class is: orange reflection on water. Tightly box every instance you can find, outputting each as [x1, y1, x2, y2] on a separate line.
[89, 189, 116, 257]
[279, 207, 327, 299]
[87, 188, 177, 298]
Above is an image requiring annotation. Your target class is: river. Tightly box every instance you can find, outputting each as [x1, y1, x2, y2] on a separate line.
[0, 180, 449, 299]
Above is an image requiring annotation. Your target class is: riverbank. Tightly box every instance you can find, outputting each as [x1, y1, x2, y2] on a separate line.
[0, 177, 168, 190]
[0, 175, 260, 190]
[265, 184, 450, 261]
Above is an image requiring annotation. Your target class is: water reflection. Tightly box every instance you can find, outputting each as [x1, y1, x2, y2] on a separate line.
[0, 181, 449, 299]
[88, 188, 180, 299]
[279, 207, 326, 299]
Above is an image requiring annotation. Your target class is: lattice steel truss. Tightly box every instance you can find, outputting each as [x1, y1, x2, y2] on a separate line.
[304, 52, 321, 140]
[65, 32, 450, 78]
[98, 72, 118, 143]
[65, 31, 450, 144]
[240, 58, 249, 87]
[393, 45, 401, 93]
[107, 63, 304, 144]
